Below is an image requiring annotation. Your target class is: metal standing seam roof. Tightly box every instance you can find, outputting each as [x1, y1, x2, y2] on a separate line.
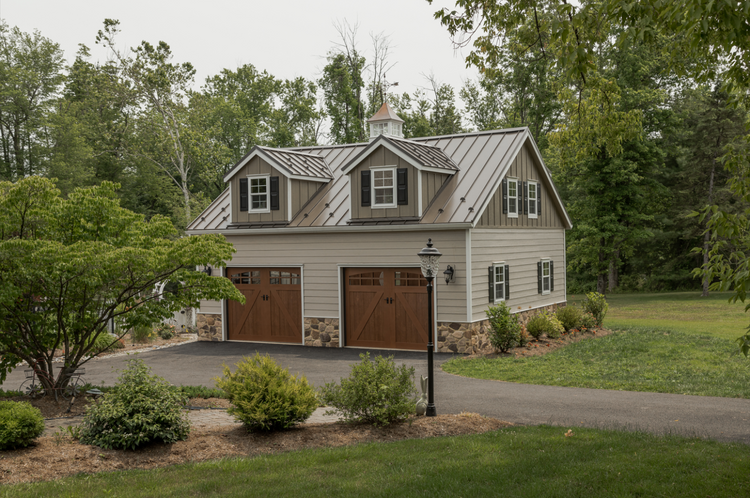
[222, 146, 333, 183]
[340, 135, 459, 174]
[188, 128, 572, 232]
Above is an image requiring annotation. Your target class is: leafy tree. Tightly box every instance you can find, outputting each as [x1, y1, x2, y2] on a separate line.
[0, 177, 243, 390]
[320, 52, 366, 144]
[0, 21, 65, 181]
[390, 90, 433, 139]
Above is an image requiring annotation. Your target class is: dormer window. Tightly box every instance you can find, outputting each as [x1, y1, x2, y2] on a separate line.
[250, 176, 269, 211]
[372, 167, 396, 208]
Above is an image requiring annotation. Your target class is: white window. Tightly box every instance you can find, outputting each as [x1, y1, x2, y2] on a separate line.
[249, 175, 269, 212]
[371, 122, 388, 138]
[372, 167, 396, 208]
[542, 259, 551, 295]
[508, 179, 518, 217]
[493, 263, 506, 302]
[528, 181, 538, 218]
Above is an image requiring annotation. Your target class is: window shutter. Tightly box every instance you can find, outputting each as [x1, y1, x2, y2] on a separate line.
[397, 168, 408, 205]
[504, 265, 510, 300]
[488, 266, 494, 303]
[361, 170, 371, 207]
[270, 176, 279, 211]
[239, 178, 248, 212]
[537, 184, 542, 217]
[550, 260, 554, 292]
[522, 181, 528, 215]
[537, 261, 542, 294]
[502, 178, 508, 214]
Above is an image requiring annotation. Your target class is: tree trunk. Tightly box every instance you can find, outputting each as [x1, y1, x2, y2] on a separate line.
[702, 158, 717, 297]
[597, 238, 607, 294]
[608, 248, 620, 292]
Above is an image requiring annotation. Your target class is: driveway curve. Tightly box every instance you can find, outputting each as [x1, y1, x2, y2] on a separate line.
[4, 341, 749, 444]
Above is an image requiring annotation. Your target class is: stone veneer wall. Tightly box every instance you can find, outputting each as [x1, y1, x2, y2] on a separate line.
[196, 313, 223, 341]
[437, 302, 564, 354]
[304, 318, 340, 347]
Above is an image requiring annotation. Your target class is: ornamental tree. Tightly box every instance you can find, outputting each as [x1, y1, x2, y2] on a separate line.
[0, 177, 243, 390]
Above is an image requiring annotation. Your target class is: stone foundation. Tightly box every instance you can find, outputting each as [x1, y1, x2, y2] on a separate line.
[304, 318, 340, 347]
[437, 302, 565, 354]
[196, 313, 223, 341]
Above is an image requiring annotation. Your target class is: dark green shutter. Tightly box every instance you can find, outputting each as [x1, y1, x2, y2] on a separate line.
[488, 266, 494, 303]
[361, 171, 371, 207]
[537, 184, 542, 217]
[504, 265, 510, 300]
[502, 178, 508, 214]
[239, 178, 248, 212]
[537, 261, 542, 294]
[270, 176, 279, 211]
[397, 168, 408, 205]
[550, 260, 554, 292]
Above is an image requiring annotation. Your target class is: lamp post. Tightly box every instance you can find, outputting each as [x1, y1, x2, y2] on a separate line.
[417, 238, 441, 417]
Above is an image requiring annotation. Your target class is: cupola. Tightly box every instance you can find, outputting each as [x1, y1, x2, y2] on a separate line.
[367, 102, 404, 141]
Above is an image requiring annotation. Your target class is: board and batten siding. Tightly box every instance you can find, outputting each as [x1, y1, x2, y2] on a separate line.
[291, 179, 323, 219]
[477, 144, 565, 228]
[471, 228, 566, 321]
[421, 171, 450, 213]
[200, 229, 467, 324]
[349, 145, 419, 219]
[230, 156, 288, 223]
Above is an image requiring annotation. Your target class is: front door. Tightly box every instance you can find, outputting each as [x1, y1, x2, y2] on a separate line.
[227, 267, 301, 343]
[344, 268, 429, 350]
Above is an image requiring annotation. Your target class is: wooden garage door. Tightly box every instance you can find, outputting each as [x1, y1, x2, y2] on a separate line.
[344, 268, 429, 350]
[227, 268, 301, 343]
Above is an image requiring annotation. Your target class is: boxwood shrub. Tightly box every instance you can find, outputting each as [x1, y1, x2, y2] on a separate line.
[556, 305, 582, 332]
[79, 358, 190, 450]
[526, 311, 565, 339]
[0, 400, 45, 450]
[320, 352, 417, 426]
[216, 353, 318, 432]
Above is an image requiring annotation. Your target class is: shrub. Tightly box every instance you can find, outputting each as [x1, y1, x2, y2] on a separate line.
[179, 385, 228, 399]
[526, 311, 565, 339]
[130, 324, 155, 343]
[0, 401, 45, 450]
[319, 353, 417, 426]
[216, 353, 318, 431]
[486, 302, 523, 352]
[556, 306, 582, 332]
[579, 312, 598, 330]
[155, 323, 176, 340]
[582, 292, 609, 326]
[79, 358, 190, 450]
[87, 333, 124, 355]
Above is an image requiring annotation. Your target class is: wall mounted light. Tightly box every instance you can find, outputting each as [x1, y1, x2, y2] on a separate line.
[443, 265, 455, 285]
[202, 266, 212, 276]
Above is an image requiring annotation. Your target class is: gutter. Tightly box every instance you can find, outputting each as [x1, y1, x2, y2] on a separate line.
[186, 222, 473, 236]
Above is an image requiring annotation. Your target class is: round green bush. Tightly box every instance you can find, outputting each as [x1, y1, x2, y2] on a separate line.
[580, 311, 598, 330]
[0, 401, 45, 450]
[79, 358, 190, 450]
[216, 353, 318, 432]
[320, 352, 417, 426]
[486, 302, 524, 352]
[526, 311, 565, 339]
[526, 314, 548, 339]
[582, 292, 609, 326]
[556, 305, 582, 331]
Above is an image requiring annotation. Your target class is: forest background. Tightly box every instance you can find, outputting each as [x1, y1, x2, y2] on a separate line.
[1, 7, 747, 295]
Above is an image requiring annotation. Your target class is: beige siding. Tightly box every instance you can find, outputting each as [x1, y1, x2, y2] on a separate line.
[477, 144, 565, 228]
[471, 228, 566, 321]
[421, 171, 449, 213]
[291, 179, 322, 218]
[350, 146, 419, 219]
[223, 229, 467, 322]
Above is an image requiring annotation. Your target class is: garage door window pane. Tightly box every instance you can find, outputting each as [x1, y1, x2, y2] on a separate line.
[349, 271, 384, 286]
[395, 272, 427, 286]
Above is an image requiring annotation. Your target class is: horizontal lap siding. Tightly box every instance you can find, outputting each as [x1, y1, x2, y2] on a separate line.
[223, 230, 467, 322]
[471, 228, 566, 321]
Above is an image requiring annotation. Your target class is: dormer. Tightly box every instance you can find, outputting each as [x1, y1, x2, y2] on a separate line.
[368, 102, 405, 141]
[341, 133, 459, 222]
[222, 146, 332, 227]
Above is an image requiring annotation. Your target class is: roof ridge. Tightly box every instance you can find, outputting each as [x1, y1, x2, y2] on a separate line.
[259, 146, 328, 160]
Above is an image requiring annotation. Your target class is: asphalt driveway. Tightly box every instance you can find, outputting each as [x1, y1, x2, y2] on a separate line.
[3, 341, 749, 445]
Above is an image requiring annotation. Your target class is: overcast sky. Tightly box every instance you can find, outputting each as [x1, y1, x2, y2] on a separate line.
[1, 0, 478, 101]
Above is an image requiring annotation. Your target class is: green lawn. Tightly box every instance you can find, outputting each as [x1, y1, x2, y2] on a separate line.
[443, 327, 750, 397]
[6, 426, 749, 497]
[575, 291, 749, 341]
